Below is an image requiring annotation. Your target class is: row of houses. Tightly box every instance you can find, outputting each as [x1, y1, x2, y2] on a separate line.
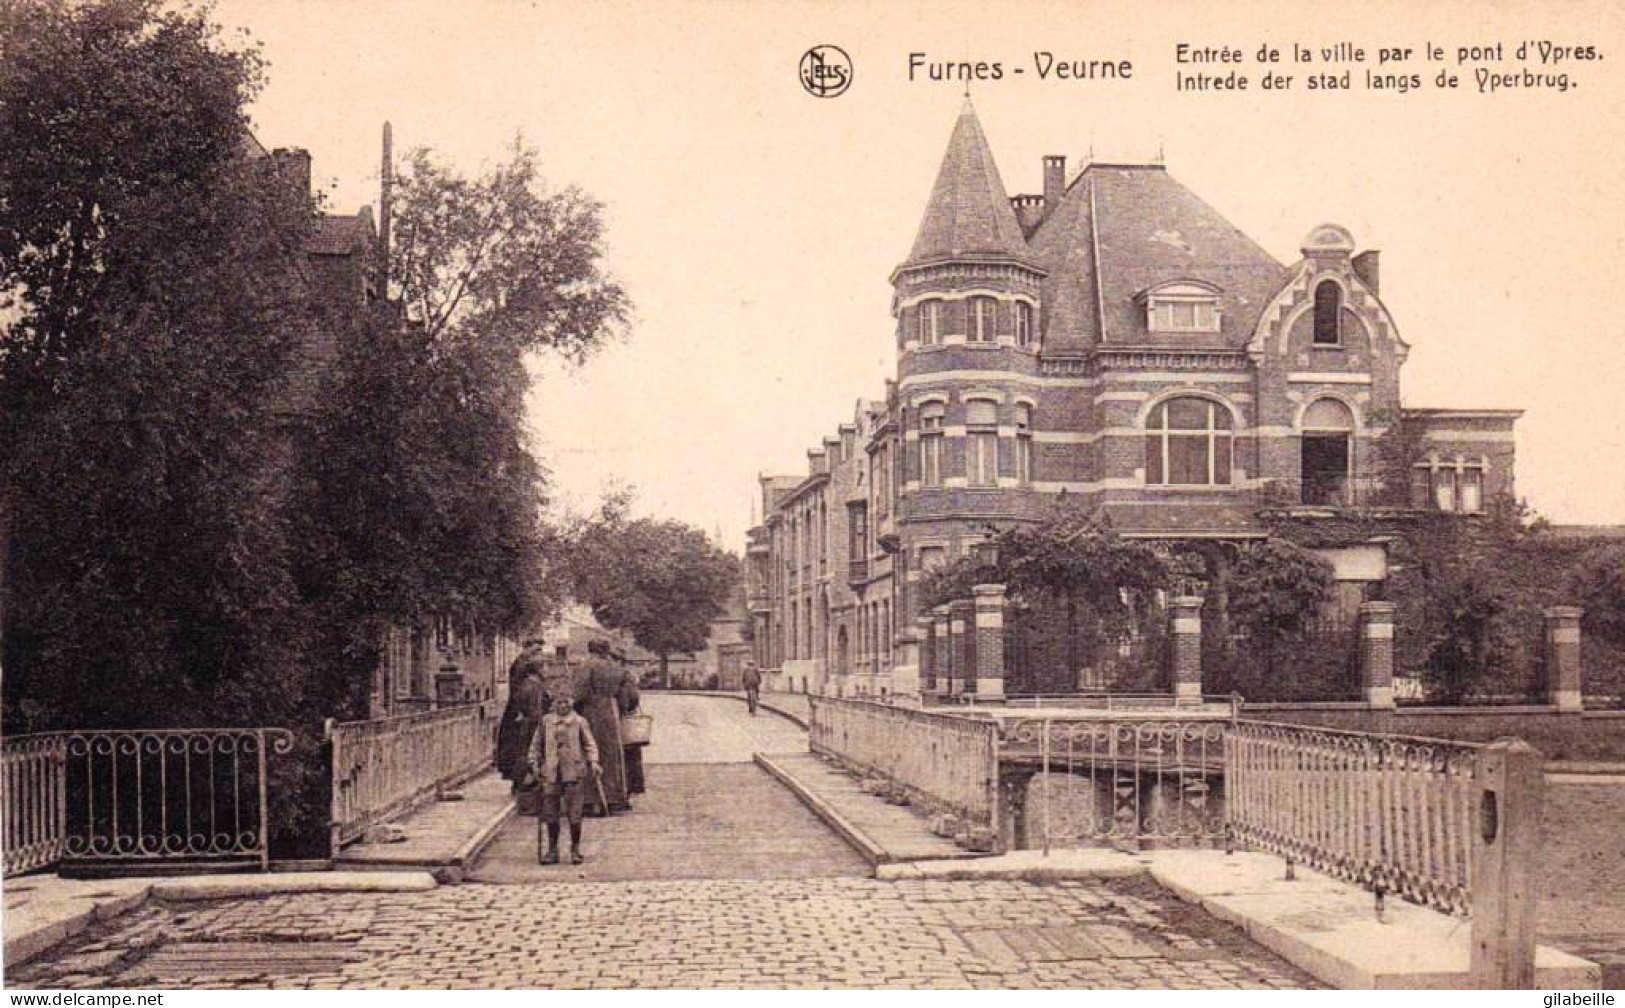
[744, 101, 1521, 700]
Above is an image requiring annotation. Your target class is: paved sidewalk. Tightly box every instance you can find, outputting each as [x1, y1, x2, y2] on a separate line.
[756, 752, 969, 864]
[3, 872, 436, 967]
[335, 768, 514, 879]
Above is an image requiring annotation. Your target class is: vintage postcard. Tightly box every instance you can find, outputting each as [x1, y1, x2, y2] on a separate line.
[2, 0, 1622, 995]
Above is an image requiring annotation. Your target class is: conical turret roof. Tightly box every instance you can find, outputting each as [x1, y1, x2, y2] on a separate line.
[904, 101, 1030, 265]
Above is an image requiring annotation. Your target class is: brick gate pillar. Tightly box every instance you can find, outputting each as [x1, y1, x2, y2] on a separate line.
[1543, 606, 1584, 712]
[917, 616, 938, 694]
[972, 584, 1007, 700]
[932, 607, 953, 695]
[949, 599, 975, 694]
[1169, 596, 1204, 704]
[1358, 601, 1398, 710]
[893, 627, 924, 698]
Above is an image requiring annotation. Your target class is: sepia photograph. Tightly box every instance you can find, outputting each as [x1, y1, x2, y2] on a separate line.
[2, 0, 1623, 994]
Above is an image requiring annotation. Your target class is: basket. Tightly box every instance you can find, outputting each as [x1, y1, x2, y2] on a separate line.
[619, 713, 653, 746]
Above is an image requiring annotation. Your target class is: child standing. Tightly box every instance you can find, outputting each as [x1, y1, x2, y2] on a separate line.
[536, 694, 600, 865]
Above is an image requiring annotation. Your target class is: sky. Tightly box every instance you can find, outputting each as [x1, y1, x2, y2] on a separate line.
[215, 0, 1625, 551]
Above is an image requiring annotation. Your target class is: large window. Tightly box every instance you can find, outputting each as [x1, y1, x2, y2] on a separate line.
[1300, 397, 1354, 505]
[1313, 280, 1342, 345]
[920, 403, 944, 486]
[917, 299, 943, 347]
[1145, 397, 1233, 485]
[966, 399, 998, 486]
[968, 296, 997, 343]
[1015, 403, 1033, 484]
[1015, 301, 1034, 348]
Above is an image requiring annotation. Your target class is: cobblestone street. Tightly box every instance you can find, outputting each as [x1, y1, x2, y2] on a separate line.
[11, 877, 1320, 989]
[9, 696, 1325, 989]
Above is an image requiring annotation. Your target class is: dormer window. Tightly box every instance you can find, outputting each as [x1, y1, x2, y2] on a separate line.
[1141, 281, 1222, 335]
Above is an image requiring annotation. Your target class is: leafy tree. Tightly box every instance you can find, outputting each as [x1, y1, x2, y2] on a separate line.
[294, 141, 628, 718]
[568, 496, 740, 686]
[1222, 539, 1338, 699]
[921, 508, 1169, 690]
[0, 0, 317, 731]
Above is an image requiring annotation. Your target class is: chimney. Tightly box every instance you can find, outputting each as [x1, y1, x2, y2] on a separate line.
[1043, 155, 1066, 209]
[378, 122, 394, 285]
[1353, 250, 1380, 294]
[270, 147, 312, 200]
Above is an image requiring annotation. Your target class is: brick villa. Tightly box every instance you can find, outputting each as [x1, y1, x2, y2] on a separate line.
[745, 101, 1520, 699]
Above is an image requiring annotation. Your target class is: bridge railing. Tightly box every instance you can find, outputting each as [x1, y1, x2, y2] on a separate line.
[808, 695, 998, 828]
[326, 703, 494, 852]
[3, 728, 293, 876]
[1226, 719, 1485, 916]
[1001, 716, 1232, 851]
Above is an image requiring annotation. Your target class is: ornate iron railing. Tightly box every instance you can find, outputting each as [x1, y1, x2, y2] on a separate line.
[1226, 719, 1482, 916]
[2, 728, 293, 876]
[1002, 717, 1231, 851]
[326, 703, 493, 851]
[808, 695, 998, 827]
[3, 734, 68, 875]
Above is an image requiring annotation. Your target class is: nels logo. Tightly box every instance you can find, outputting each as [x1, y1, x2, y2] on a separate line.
[800, 45, 852, 98]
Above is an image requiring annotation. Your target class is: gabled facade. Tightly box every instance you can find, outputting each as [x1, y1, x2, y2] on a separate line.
[746, 102, 1520, 698]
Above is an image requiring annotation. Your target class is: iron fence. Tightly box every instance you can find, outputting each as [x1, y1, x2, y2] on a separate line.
[2, 728, 293, 876]
[1226, 719, 1482, 916]
[808, 695, 998, 828]
[326, 703, 494, 851]
[1002, 716, 1231, 851]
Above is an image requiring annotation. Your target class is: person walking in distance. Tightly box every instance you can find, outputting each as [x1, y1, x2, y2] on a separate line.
[537, 695, 600, 865]
[742, 662, 762, 715]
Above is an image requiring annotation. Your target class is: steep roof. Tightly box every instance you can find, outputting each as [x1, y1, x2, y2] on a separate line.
[1030, 165, 1287, 352]
[904, 101, 1030, 265]
[306, 209, 376, 256]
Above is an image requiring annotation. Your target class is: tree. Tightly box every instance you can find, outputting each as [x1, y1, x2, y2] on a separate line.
[568, 497, 739, 686]
[920, 507, 1169, 690]
[1223, 539, 1338, 699]
[0, 0, 318, 731]
[294, 141, 629, 718]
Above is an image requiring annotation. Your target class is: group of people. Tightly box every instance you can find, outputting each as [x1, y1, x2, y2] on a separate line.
[495, 639, 642, 866]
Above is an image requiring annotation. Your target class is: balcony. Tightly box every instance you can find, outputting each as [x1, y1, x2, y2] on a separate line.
[848, 559, 869, 584]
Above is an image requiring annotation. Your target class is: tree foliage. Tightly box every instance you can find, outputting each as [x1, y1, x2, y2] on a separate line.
[293, 143, 628, 718]
[0, 0, 318, 732]
[920, 508, 1170, 689]
[567, 495, 739, 683]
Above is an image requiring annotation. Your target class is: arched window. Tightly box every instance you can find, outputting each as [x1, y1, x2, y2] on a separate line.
[965, 399, 999, 486]
[1146, 397, 1234, 485]
[968, 296, 997, 343]
[918, 299, 944, 346]
[1313, 280, 1342, 345]
[1014, 302, 1034, 347]
[1015, 403, 1034, 484]
[1301, 397, 1355, 505]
